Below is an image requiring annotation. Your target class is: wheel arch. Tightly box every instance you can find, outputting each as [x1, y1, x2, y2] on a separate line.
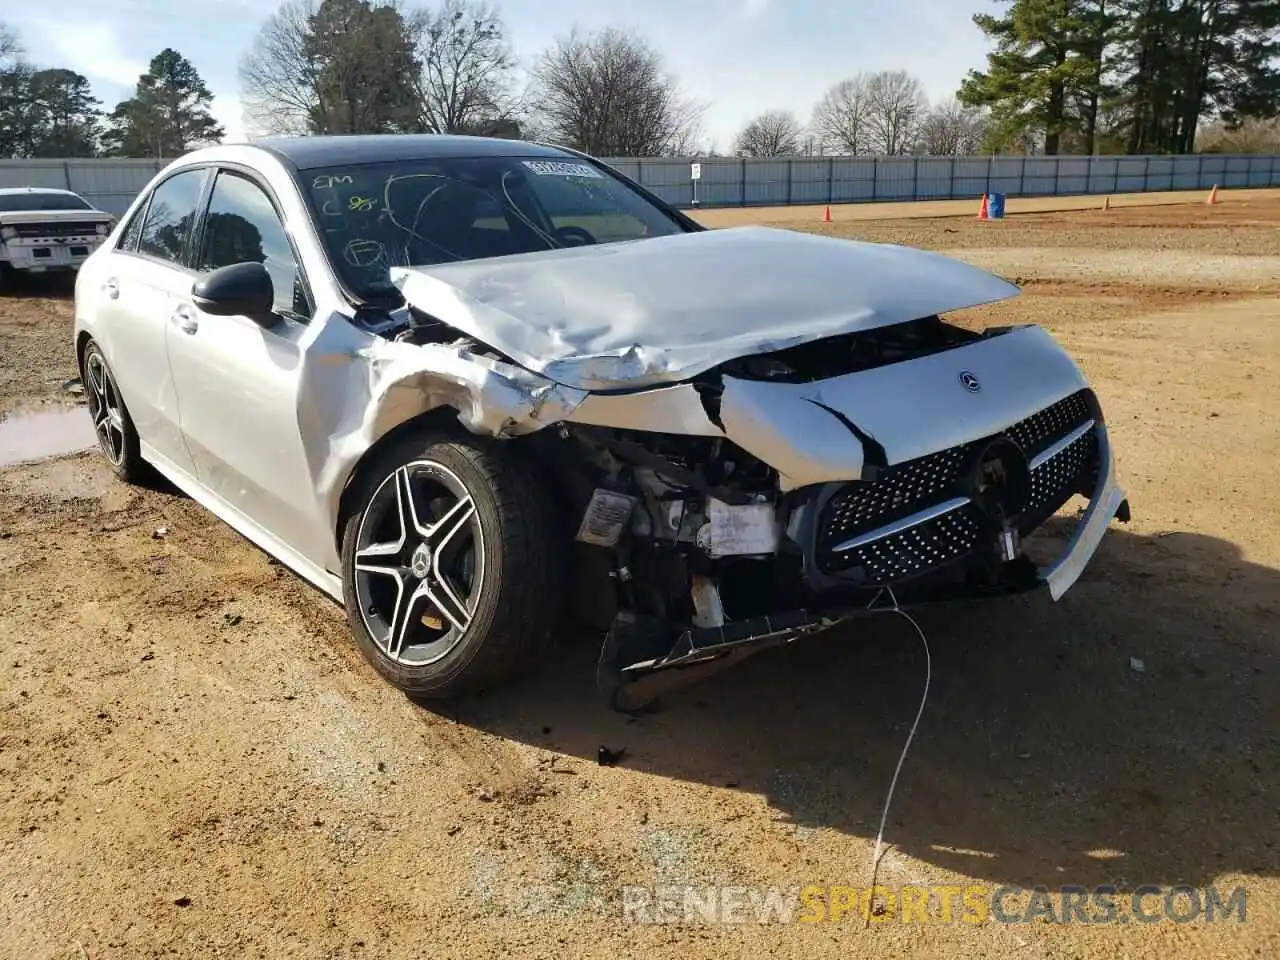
[333, 405, 467, 553]
[75, 329, 94, 376]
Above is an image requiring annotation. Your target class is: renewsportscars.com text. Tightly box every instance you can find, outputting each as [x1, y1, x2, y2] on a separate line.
[620, 883, 1248, 925]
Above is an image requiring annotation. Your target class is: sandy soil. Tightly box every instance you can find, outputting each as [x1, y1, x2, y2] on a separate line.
[1, 194, 1278, 958]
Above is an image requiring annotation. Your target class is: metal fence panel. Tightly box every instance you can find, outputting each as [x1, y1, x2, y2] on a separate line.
[2, 152, 1276, 214]
[69, 159, 165, 214]
[0, 160, 68, 190]
[1248, 156, 1277, 187]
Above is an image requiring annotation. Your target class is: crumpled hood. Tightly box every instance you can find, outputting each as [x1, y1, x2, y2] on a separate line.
[390, 225, 1020, 391]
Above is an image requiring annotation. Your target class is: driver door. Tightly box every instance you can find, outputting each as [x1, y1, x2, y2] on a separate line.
[164, 167, 331, 569]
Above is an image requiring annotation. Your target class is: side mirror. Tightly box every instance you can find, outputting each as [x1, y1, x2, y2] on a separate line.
[192, 261, 277, 327]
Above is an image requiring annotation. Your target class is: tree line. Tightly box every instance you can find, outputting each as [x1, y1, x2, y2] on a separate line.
[236, 0, 706, 155]
[738, 0, 1280, 157]
[959, 0, 1280, 155]
[1, 0, 1277, 161]
[0, 25, 221, 159]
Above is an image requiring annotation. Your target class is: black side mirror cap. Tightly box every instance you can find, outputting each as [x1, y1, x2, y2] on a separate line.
[191, 261, 277, 327]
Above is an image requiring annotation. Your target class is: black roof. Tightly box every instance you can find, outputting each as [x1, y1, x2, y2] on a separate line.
[252, 134, 575, 171]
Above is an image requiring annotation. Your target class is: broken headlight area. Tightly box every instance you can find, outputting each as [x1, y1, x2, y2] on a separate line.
[536, 386, 1110, 710]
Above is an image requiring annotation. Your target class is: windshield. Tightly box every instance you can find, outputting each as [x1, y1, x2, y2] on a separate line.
[0, 192, 93, 212]
[300, 154, 689, 303]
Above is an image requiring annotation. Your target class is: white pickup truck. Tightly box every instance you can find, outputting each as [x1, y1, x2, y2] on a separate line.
[0, 187, 115, 287]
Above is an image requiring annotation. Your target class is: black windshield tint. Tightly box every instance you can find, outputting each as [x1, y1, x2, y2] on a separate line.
[0, 192, 93, 212]
[300, 155, 688, 302]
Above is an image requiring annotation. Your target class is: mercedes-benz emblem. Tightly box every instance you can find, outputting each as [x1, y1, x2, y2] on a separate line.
[958, 371, 981, 393]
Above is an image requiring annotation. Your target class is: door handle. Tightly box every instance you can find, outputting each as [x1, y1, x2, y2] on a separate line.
[103, 277, 119, 299]
[170, 304, 199, 335]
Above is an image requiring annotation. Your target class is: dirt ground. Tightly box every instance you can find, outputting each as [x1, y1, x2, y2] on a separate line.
[1, 192, 1278, 959]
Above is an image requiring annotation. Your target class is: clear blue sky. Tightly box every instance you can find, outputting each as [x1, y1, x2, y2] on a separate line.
[8, 0, 999, 149]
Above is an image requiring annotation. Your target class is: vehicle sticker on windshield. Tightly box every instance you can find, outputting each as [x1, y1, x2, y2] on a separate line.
[522, 160, 602, 179]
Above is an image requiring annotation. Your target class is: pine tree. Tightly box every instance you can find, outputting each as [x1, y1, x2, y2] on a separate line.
[301, 0, 420, 134]
[1066, 0, 1120, 154]
[1114, 0, 1280, 153]
[28, 69, 101, 157]
[958, 0, 1080, 154]
[103, 49, 223, 158]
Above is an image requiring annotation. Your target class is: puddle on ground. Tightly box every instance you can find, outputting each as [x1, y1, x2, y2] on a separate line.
[0, 405, 97, 468]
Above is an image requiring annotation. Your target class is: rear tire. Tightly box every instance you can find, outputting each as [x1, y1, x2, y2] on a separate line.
[82, 340, 145, 482]
[339, 432, 565, 698]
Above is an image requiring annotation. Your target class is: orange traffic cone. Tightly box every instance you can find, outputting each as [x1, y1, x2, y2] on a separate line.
[977, 194, 989, 220]
[1207, 184, 1219, 205]
[822, 205, 832, 222]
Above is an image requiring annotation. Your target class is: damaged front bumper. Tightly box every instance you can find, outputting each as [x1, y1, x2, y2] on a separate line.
[1040, 421, 1128, 601]
[600, 402, 1129, 712]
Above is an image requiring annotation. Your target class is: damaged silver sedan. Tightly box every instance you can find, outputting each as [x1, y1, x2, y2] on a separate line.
[73, 135, 1130, 709]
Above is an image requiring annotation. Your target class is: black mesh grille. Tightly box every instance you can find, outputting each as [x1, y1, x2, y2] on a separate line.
[818, 444, 970, 549]
[1026, 427, 1097, 515]
[14, 222, 101, 239]
[824, 503, 985, 585]
[1006, 390, 1092, 458]
[815, 389, 1098, 582]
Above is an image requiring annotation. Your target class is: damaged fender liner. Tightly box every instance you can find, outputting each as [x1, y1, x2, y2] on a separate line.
[565, 425, 757, 505]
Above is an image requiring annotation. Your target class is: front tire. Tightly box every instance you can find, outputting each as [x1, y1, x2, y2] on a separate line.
[82, 340, 145, 482]
[339, 433, 565, 698]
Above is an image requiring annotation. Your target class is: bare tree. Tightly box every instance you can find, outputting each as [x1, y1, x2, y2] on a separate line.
[412, 0, 519, 135]
[734, 109, 802, 157]
[916, 98, 989, 156]
[1198, 116, 1280, 154]
[812, 75, 873, 155]
[238, 0, 420, 137]
[0, 22, 21, 65]
[866, 70, 927, 155]
[238, 0, 317, 135]
[530, 27, 705, 156]
[666, 111, 707, 156]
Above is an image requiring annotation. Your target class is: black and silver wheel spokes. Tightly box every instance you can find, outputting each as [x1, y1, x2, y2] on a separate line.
[353, 461, 484, 665]
[85, 352, 126, 466]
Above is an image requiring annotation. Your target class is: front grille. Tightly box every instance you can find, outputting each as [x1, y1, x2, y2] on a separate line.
[1025, 427, 1097, 516]
[14, 222, 100, 239]
[819, 444, 970, 546]
[1006, 390, 1092, 458]
[815, 389, 1098, 584]
[827, 503, 985, 584]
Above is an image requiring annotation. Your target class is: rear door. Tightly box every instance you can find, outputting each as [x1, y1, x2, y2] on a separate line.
[94, 167, 211, 476]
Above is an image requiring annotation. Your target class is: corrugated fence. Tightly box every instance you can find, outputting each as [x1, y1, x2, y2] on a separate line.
[612, 153, 1280, 208]
[0, 158, 169, 215]
[1, 153, 1277, 215]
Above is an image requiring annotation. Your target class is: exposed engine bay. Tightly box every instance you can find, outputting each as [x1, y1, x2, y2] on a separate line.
[371, 272, 1128, 709]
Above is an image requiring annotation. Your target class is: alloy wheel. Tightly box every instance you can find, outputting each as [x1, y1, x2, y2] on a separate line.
[353, 459, 485, 666]
[84, 350, 127, 467]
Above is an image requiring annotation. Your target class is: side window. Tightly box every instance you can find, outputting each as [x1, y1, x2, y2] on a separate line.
[198, 171, 308, 320]
[137, 169, 206, 264]
[117, 202, 147, 252]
